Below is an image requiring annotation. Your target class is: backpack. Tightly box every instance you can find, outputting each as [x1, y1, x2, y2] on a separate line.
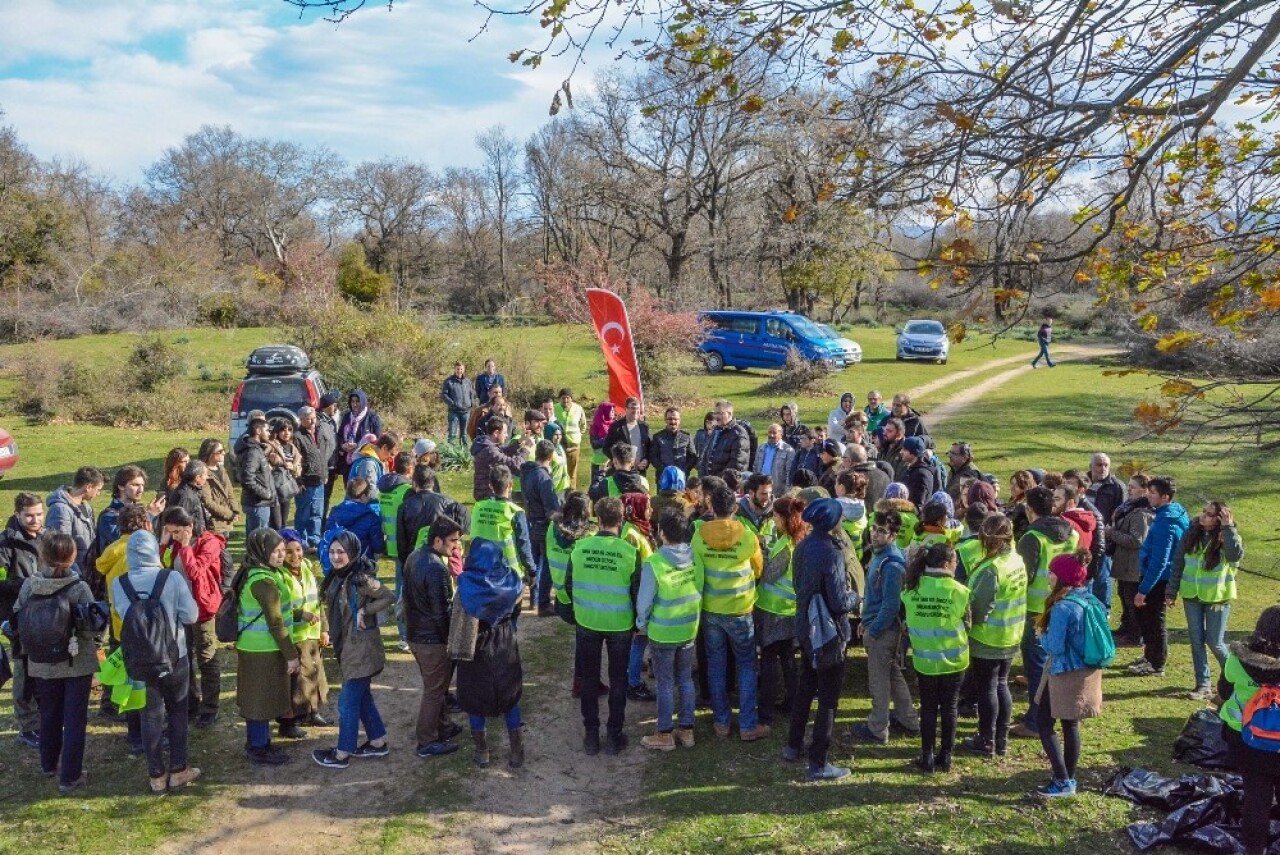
[16, 588, 75, 664]
[318, 525, 348, 575]
[118, 572, 180, 682]
[1242, 685, 1280, 753]
[1066, 591, 1116, 668]
[214, 565, 258, 644]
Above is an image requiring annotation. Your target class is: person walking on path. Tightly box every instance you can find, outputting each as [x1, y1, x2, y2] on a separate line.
[1129, 476, 1190, 678]
[1167, 501, 1243, 700]
[1031, 319, 1056, 368]
[1033, 552, 1104, 797]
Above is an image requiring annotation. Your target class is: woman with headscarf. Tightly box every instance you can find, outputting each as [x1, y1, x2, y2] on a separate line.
[589, 402, 618, 482]
[455, 539, 527, 769]
[236, 527, 299, 767]
[313, 531, 395, 769]
[545, 422, 570, 496]
[278, 528, 330, 728]
[652, 466, 692, 521]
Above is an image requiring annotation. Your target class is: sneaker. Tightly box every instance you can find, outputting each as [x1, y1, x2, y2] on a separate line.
[149, 774, 168, 795]
[713, 723, 731, 739]
[1009, 721, 1039, 739]
[246, 745, 291, 766]
[312, 748, 350, 769]
[441, 721, 464, 741]
[641, 731, 676, 752]
[627, 683, 657, 702]
[889, 716, 921, 736]
[604, 733, 628, 755]
[740, 724, 771, 742]
[1037, 778, 1077, 797]
[194, 711, 218, 729]
[674, 727, 695, 748]
[1012, 675, 1029, 687]
[15, 731, 39, 749]
[393, 640, 411, 653]
[806, 763, 851, 782]
[583, 730, 601, 756]
[416, 741, 460, 758]
[1187, 685, 1215, 701]
[850, 723, 889, 745]
[168, 767, 201, 789]
[782, 745, 802, 763]
[58, 775, 88, 795]
[352, 740, 390, 758]
[1128, 659, 1159, 676]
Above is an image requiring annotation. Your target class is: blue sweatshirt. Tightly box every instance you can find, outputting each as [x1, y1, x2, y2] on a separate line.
[1137, 501, 1190, 594]
[861, 544, 906, 638]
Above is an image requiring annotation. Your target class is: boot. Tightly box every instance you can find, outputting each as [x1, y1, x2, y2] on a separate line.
[674, 727, 696, 748]
[994, 726, 1009, 757]
[914, 750, 935, 773]
[936, 751, 952, 773]
[641, 731, 676, 751]
[471, 730, 490, 768]
[508, 726, 525, 769]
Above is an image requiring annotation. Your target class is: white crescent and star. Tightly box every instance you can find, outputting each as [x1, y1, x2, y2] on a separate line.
[600, 321, 627, 355]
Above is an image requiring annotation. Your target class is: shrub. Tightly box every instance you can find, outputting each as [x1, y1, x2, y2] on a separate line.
[127, 336, 188, 393]
[436, 441, 474, 472]
[759, 348, 834, 397]
[325, 352, 414, 413]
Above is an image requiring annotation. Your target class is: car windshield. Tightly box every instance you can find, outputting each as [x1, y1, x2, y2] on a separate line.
[238, 378, 309, 414]
[905, 321, 945, 336]
[786, 316, 835, 340]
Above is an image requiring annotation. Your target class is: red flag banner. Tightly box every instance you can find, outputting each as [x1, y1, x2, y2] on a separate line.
[586, 288, 644, 410]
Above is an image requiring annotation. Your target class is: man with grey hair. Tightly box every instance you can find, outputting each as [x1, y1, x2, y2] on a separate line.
[295, 405, 332, 547]
[167, 460, 210, 537]
[698, 400, 750, 477]
[846, 442, 890, 506]
[752, 424, 795, 491]
[1086, 451, 1126, 613]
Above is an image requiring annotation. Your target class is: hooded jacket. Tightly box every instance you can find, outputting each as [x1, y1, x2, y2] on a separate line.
[235, 434, 276, 507]
[1107, 498, 1153, 582]
[1016, 515, 1076, 595]
[587, 467, 650, 502]
[14, 574, 98, 678]
[325, 498, 384, 558]
[793, 499, 860, 652]
[636, 542, 696, 634]
[1061, 507, 1098, 555]
[45, 486, 97, 574]
[110, 531, 199, 659]
[828, 394, 856, 439]
[160, 531, 226, 623]
[397, 489, 470, 559]
[0, 516, 42, 621]
[470, 434, 529, 501]
[347, 442, 385, 498]
[166, 481, 209, 537]
[1138, 501, 1192, 594]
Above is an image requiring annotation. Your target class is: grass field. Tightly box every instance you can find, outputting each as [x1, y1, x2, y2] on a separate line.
[0, 323, 1268, 854]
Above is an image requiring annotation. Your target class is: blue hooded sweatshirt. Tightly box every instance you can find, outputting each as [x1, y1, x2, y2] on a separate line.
[1137, 501, 1191, 594]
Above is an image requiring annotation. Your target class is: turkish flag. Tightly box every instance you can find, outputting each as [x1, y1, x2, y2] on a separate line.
[586, 288, 644, 410]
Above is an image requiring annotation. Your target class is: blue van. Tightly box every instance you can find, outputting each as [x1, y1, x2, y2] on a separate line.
[697, 311, 862, 372]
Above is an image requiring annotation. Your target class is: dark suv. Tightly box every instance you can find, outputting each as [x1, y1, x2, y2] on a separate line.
[229, 345, 328, 446]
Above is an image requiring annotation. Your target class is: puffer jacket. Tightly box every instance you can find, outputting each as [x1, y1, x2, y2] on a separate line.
[325, 499, 384, 558]
[0, 517, 42, 622]
[14, 574, 99, 679]
[1138, 501, 1191, 594]
[398, 490, 470, 559]
[403, 547, 452, 645]
[325, 560, 396, 680]
[699, 422, 750, 477]
[235, 435, 276, 507]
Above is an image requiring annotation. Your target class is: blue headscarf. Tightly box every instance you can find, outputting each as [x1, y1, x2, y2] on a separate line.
[658, 466, 686, 493]
[457, 539, 524, 625]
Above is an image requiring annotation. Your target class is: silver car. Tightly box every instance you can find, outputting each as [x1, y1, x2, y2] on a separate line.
[896, 319, 950, 364]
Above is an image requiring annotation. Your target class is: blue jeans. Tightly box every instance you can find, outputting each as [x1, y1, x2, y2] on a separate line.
[1091, 556, 1113, 615]
[703, 612, 759, 730]
[469, 706, 523, 732]
[1021, 614, 1046, 727]
[530, 524, 550, 610]
[628, 634, 649, 688]
[1184, 599, 1231, 688]
[245, 719, 271, 750]
[650, 641, 695, 731]
[294, 485, 325, 547]
[243, 505, 272, 537]
[447, 409, 470, 444]
[1032, 341, 1055, 367]
[337, 676, 386, 754]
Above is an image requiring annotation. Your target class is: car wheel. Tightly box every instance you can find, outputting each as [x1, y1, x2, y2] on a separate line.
[941, 356, 948, 364]
[896, 354, 904, 361]
[704, 351, 725, 373]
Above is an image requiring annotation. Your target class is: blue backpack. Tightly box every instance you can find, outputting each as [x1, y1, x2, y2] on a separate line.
[1242, 686, 1280, 753]
[1066, 591, 1116, 668]
[318, 526, 347, 576]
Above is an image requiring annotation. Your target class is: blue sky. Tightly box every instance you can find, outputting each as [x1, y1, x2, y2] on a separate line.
[0, 0, 610, 183]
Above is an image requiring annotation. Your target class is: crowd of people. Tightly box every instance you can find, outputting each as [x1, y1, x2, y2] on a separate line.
[0, 358, 1274, 852]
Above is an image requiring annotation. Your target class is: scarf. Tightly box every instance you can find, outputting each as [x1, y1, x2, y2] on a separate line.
[590, 403, 617, 441]
[619, 492, 652, 538]
[242, 527, 284, 573]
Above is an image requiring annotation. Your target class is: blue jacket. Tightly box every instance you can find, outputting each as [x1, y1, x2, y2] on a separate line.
[325, 499, 384, 559]
[861, 544, 907, 639]
[1137, 501, 1190, 594]
[1042, 589, 1088, 674]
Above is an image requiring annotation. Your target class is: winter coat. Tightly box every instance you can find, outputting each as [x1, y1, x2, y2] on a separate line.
[96, 498, 127, 555]
[753, 441, 796, 491]
[347, 445, 384, 498]
[441, 374, 477, 411]
[0, 517, 42, 622]
[471, 435, 529, 502]
[1037, 588, 1103, 720]
[161, 532, 226, 623]
[945, 463, 984, 503]
[899, 409, 927, 439]
[403, 547, 452, 645]
[337, 392, 383, 461]
[903, 460, 938, 508]
[1107, 499, 1153, 582]
[791, 446, 822, 483]
[862, 544, 907, 639]
[473, 372, 507, 405]
[1061, 507, 1098, 556]
[45, 487, 97, 575]
[397, 489, 470, 560]
[792, 518, 859, 655]
[648, 428, 697, 476]
[604, 419, 652, 469]
[318, 411, 342, 472]
[699, 421, 751, 477]
[827, 397, 856, 439]
[519, 461, 561, 531]
[324, 499, 384, 559]
[202, 466, 237, 532]
[326, 562, 395, 681]
[851, 462, 890, 507]
[1138, 501, 1191, 594]
[15, 574, 99, 679]
[294, 426, 329, 488]
[167, 481, 210, 537]
[235, 435, 276, 507]
[456, 604, 522, 717]
[1087, 475, 1126, 526]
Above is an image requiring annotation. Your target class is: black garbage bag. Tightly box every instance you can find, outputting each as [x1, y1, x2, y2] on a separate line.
[1127, 789, 1244, 853]
[1106, 767, 1241, 811]
[1174, 708, 1235, 769]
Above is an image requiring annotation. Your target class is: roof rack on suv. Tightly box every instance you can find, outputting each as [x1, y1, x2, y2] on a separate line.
[246, 344, 310, 375]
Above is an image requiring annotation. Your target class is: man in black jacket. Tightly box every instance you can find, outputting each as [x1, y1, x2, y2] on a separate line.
[440, 362, 477, 445]
[0, 491, 46, 747]
[647, 407, 697, 476]
[900, 436, 938, 507]
[295, 406, 331, 548]
[604, 397, 651, 473]
[521, 441, 563, 617]
[398, 465, 471, 558]
[699, 400, 750, 477]
[235, 417, 276, 537]
[589, 444, 651, 502]
[404, 515, 464, 757]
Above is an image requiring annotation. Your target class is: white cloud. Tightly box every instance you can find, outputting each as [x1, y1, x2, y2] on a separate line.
[0, 0, 618, 183]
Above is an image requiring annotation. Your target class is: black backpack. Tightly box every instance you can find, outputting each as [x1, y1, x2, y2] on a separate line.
[214, 565, 260, 644]
[119, 572, 180, 682]
[17, 588, 75, 664]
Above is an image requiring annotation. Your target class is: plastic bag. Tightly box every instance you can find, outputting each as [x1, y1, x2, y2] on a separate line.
[98, 646, 147, 712]
[1173, 708, 1234, 769]
[1106, 767, 1240, 811]
[1127, 791, 1244, 853]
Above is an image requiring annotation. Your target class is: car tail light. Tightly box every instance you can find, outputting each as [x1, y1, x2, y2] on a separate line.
[230, 382, 244, 413]
[304, 378, 319, 409]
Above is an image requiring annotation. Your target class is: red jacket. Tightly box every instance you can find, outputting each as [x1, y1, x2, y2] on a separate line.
[162, 532, 226, 622]
[1062, 508, 1096, 555]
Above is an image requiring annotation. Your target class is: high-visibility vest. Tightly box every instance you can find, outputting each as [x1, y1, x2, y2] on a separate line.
[380, 482, 412, 559]
[894, 512, 919, 550]
[967, 550, 1027, 650]
[755, 536, 796, 617]
[555, 401, 585, 446]
[645, 551, 702, 644]
[569, 534, 638, 632]
[607, 474, 651, 498]
[841, 515, 868, 547]
[550, 448, 570, 493]
[693, 526, 758, 616]
[546, 528, 576, 607]
[1026, 528, 1080, 614]
[470, 498, 522, 569]
[902, 573, 970, 676]
[621, 522, 654, 562]
[1178, 545, 1238, 604]
[1220, 653, 1261, 732]
[286, 560, 323, 643]
[236, 567, 293, 653]
[912, 528, 952, 550]
[955, 536, 985, 581]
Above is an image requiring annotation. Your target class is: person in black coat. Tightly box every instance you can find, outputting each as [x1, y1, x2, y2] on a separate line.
[647, 408, 697, 476]
[520, 442, 562, 615]
[404, 516, 464, 756]
[167, 462, 211, 537]
[900, 437, 938, 508]
[235, 418, 277, 536]
[786, 498, 860, 781]
[397, 465, 470, 560]
[603, 398, 652, 473]
[699, 401, 750, 477]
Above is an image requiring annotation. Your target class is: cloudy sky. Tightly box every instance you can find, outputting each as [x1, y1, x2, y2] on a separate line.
[0, 0, 611, 183]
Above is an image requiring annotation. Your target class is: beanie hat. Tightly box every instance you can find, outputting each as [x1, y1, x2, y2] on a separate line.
[902, 436, 926, 456]
[319, 391, 341, 408]
[821, 439, 843, 458]
[1049, 553, 1087, 588]
[884, 482, 909, 501]
[801, 498, 843, 533]
[413, 438, 437, 457]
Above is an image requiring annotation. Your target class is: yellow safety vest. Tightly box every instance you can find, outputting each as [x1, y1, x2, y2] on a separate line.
[287, 560, 323, 643]
[645, 551, 702, 644]
[555, 401, 585, 446]
[1220, 653, 1261, 732]
[1178, 545, 1238, 604]
[967, 550, 1027, 650]
[569, 534, 639, 633]
[470, 498, 522, 569]
[1026, 528, 1080, 614]
[902, 573, 970, 676]
[894, 512, 919, 550]
[545, 528, 575, 607]
[236, 567, 293, 653]
[693, 525, 758, 616]
[755, 536, 796, 617]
